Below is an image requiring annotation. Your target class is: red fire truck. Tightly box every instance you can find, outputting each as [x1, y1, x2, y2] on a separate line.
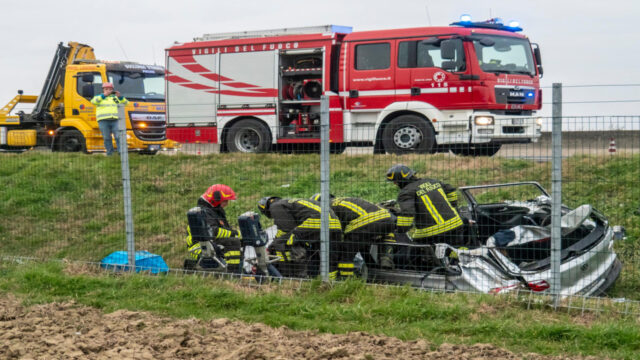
[165, 18, 543, 155]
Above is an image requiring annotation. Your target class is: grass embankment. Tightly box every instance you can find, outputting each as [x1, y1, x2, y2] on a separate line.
[0, 261, 639, 359]
[0, 152, 639, 298]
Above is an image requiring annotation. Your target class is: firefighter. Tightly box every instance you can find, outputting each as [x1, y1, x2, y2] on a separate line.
[311, 194, 396, 273]
[185, 184, 242, 273]
[257, 196, 342, 278]
[386, 164, 463, 247]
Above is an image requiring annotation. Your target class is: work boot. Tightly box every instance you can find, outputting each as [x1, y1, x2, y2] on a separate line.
[199, 257, 221, 269]
[291, 245, 309, 277]
[183, 258, 197, 270]
[379, 255, 395, 270]
[226, 263, 242, 275]
[379, 242, 395, 269]
[291, 261, 308, 278]
[338, 262, 355, 279]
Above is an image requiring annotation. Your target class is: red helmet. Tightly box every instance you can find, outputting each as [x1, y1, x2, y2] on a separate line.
[201, 184, 236, 207]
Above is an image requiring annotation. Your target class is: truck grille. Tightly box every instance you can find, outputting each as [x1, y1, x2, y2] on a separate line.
[130, 112, 167, 141]
[495, 87, 536, 105]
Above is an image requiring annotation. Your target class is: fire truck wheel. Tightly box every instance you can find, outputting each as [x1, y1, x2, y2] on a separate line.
[57, 129, 87, 153]
[226, 119, 272, 153]
[382, 115, 435, 154]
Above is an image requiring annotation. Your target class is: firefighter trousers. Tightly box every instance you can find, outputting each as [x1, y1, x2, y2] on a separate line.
[197, 237, 242, 273]
[340, 218, 396, 276]
[412, 226, 464, 246]
[269, 231, 342, 278]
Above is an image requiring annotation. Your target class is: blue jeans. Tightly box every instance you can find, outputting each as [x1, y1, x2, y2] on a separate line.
[98, 119, 121, 155]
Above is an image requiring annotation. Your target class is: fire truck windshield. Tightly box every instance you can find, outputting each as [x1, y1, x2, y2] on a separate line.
[107, 71, 165, 101]
[472, 36, 536, 76]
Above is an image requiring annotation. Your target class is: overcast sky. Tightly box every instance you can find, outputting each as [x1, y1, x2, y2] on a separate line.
[2, 0, 639, 124]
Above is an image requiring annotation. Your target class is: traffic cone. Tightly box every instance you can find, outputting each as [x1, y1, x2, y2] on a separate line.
[608, 138, 617, 154]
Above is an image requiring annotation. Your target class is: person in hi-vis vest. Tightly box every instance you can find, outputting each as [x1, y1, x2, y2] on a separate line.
[90, 82, 128, 155]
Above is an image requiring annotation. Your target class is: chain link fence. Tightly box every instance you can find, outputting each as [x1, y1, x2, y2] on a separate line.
[1, 84, 639, 314]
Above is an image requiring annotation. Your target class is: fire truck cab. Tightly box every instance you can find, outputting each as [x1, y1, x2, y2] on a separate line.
[166, 19, 542, 155]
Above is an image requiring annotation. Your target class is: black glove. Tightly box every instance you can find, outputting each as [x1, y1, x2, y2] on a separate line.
[230, 229, 239, 238]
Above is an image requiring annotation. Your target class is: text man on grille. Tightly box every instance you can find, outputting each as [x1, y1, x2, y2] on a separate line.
[184, 184, 242, 273]
[386, 164, 463, 247]
[311, 193, 397, 274]
[258, 197, 342, 278]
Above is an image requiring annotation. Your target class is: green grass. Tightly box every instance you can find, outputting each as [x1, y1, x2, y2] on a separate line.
[0, 152, 639, 299]
[0, 261, 639, 359]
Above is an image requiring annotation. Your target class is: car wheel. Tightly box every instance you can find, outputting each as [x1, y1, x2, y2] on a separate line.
[382, 115, 435, 154]
[57, 129, 86, 152]
[226, 119, 272, 153]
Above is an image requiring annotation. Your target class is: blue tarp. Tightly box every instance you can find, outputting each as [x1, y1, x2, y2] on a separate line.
[100, 250, 169, 274]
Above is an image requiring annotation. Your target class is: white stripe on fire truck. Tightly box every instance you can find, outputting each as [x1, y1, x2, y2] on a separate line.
[217, 109, 275, 114]
[338, 87, 466, 97]
[395, 88, 449, 95]
[338, 90, 394, 97]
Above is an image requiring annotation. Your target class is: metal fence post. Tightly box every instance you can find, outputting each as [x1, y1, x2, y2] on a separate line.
[118, 105, 136, 271]
[551, 83, 563, 304]
[319, 95, 330, 281]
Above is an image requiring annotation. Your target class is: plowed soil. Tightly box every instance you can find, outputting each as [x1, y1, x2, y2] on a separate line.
[0, 294, 590, 359]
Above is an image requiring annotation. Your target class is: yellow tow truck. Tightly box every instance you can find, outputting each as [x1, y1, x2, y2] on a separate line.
[0, 42, 177, 153]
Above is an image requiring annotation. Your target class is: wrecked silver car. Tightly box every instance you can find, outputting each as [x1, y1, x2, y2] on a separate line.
[367, 182, 623, 296]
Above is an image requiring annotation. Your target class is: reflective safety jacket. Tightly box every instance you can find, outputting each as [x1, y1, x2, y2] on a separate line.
[396, 178, 462, 239]
[90, 94, 129, 121]
[185, 198, 239, 261]
[269, 198, 342, 244]
[331, 197, 393, 233]
[195, 197, 237, 239]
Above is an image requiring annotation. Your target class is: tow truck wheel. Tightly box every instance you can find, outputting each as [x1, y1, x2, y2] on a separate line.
[226, 119, 272, 153]
[382, 115, 435, 154]
[57, 129, 86, 153]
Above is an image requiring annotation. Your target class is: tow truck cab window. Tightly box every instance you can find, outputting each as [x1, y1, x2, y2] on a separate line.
[355, 43, 390, 70]
[398, 39, 466, 72]
[77, 73, 103, 99]
[107, 71, 165, 101]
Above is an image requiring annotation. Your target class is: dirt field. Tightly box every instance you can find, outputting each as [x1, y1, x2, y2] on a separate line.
[0, 294, 594, 360]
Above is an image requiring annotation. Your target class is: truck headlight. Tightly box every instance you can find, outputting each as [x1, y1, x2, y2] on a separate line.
[536, 117, 543, 126]
[474, 116, 494, 126]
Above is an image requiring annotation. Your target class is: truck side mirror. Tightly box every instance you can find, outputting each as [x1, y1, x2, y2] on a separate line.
[533, 46, 544, 77]
[82, 84, 94, 98]
[440, 40, 457, 60]
[81, 74, 94, 83]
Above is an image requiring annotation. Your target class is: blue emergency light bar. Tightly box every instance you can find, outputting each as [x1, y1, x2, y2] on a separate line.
[451, 15, 523, 32]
